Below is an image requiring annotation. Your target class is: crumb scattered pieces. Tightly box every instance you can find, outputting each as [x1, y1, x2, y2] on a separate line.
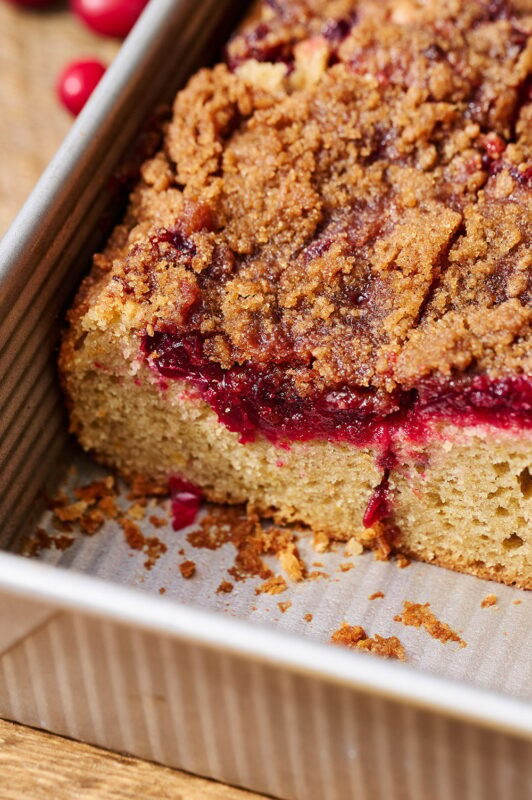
[179, 560, 196, 579]
[127, 502, 146, 521]
[279, 544, 305, 581]
[331, 623, 405, 661]
[54, 500, 89, 522]
[278, 601, 292, 614]
[339, 562, 355, 572]
[256, 575, 288, 595]
[396, 554, 411, 569]
[304, 613, 313, 622]
[394, 602, 466, 648]
[98, 495, 118, 519]
[188, 507, 306, 582]
[149, 515, 167, 528]
[74, 476, 114, 502]
[54, 500, 88, 523]
[358, 522, 393, 560]
[312, 561, 324, 567]
[513, 600, 522, 605]
[344, 537, 363, 557]
[79, 508, 106, 535]
[216, 580, 234, 594]
[308, 570, 328, 580]
[120, 518, 168, 570]
[481, 594, 497, 608]
[25, 528, 74, 556]
[368, 591, 385, 600]
[159, 587, 166, 594]
[312, 530, 330, 553]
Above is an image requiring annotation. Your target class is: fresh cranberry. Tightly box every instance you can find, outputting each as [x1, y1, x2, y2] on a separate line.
[71, 0, 149, 38]
[56, 59, 106, 116]
[169, 477, 202, 531]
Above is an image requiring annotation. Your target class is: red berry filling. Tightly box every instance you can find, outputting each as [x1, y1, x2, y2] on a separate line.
[169, 476, 202, 531]
[142, 331, 532, 453]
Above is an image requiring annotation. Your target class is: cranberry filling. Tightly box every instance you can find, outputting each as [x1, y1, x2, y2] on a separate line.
[143, 331, 532, 454]
[362, 474, 391, 528]
[169, 476, 202, 531]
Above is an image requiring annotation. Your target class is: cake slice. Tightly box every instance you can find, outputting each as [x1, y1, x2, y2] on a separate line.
[60, 0, 532, 588]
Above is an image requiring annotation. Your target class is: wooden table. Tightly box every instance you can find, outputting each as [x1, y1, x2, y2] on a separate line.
[0, 5, 266, 796]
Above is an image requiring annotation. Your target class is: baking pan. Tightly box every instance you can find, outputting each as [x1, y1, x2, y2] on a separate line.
[0, 1, 531, 798]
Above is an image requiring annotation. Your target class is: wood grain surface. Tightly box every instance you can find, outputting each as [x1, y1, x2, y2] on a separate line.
[0, 7, 268, 798]
[0, 718, 266, 799]
[0, 1, 118, 234]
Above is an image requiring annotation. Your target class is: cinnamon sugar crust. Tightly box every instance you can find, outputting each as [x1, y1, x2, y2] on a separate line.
[74, 0, 531, 401]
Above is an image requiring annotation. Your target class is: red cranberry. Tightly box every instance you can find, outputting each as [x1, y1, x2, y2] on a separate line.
[71, 0, 149, 38]
[56, 59, 106, 116]
[169, 477, 202, 531]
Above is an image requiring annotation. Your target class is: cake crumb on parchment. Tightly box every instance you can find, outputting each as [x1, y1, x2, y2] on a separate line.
[481, 594, 498, 608]
[256, 575, 288, 595]
[368, 591, 385, 600]
[394, 602, 466, 647]
[339, 562, 355, 572]
[344, 538, 364, 557]
[216, 580, 234, 594]
[312, 530, 330, 553]
[278, 601, 292, 614]
[121, 518, 168, 570]
[179, 559, 196, 579]
[331, 623, 406, 661]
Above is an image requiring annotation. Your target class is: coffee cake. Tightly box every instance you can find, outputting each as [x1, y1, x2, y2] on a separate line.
[60, 0, 532, 588]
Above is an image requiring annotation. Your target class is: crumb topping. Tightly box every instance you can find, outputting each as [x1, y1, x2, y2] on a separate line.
[179, 559, 197, 578]
[78, 0, 531, 400]
[481, 592, 498, 607]
[331, 622, 406, 659]
[187, 506, 306, 582]
[394, 600, 467, 646]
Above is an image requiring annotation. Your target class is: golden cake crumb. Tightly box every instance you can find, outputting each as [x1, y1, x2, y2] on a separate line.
[394, 601, 466, 647]
[312, 530, 330, 553]
[149, 515, 167, 528]
[127, 502, 146, 521]
[344, 538, 364, 557]
[396, 554, 411, 569]
[339, 562, 355, 572]
[121, 518, 168, 570]
[179, 559, 196, 579]
[278, 601, 292, 614]
[216, 580, 234, 594]
[331, 623, 406, 661]
[256, 575, 288, 595]
[279, 545, 305, 582]
[481, 594, 498, 608]
[368, 591, 385, 600]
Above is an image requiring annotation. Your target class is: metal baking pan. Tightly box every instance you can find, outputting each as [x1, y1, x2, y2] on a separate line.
[0, 1, 531, 798]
